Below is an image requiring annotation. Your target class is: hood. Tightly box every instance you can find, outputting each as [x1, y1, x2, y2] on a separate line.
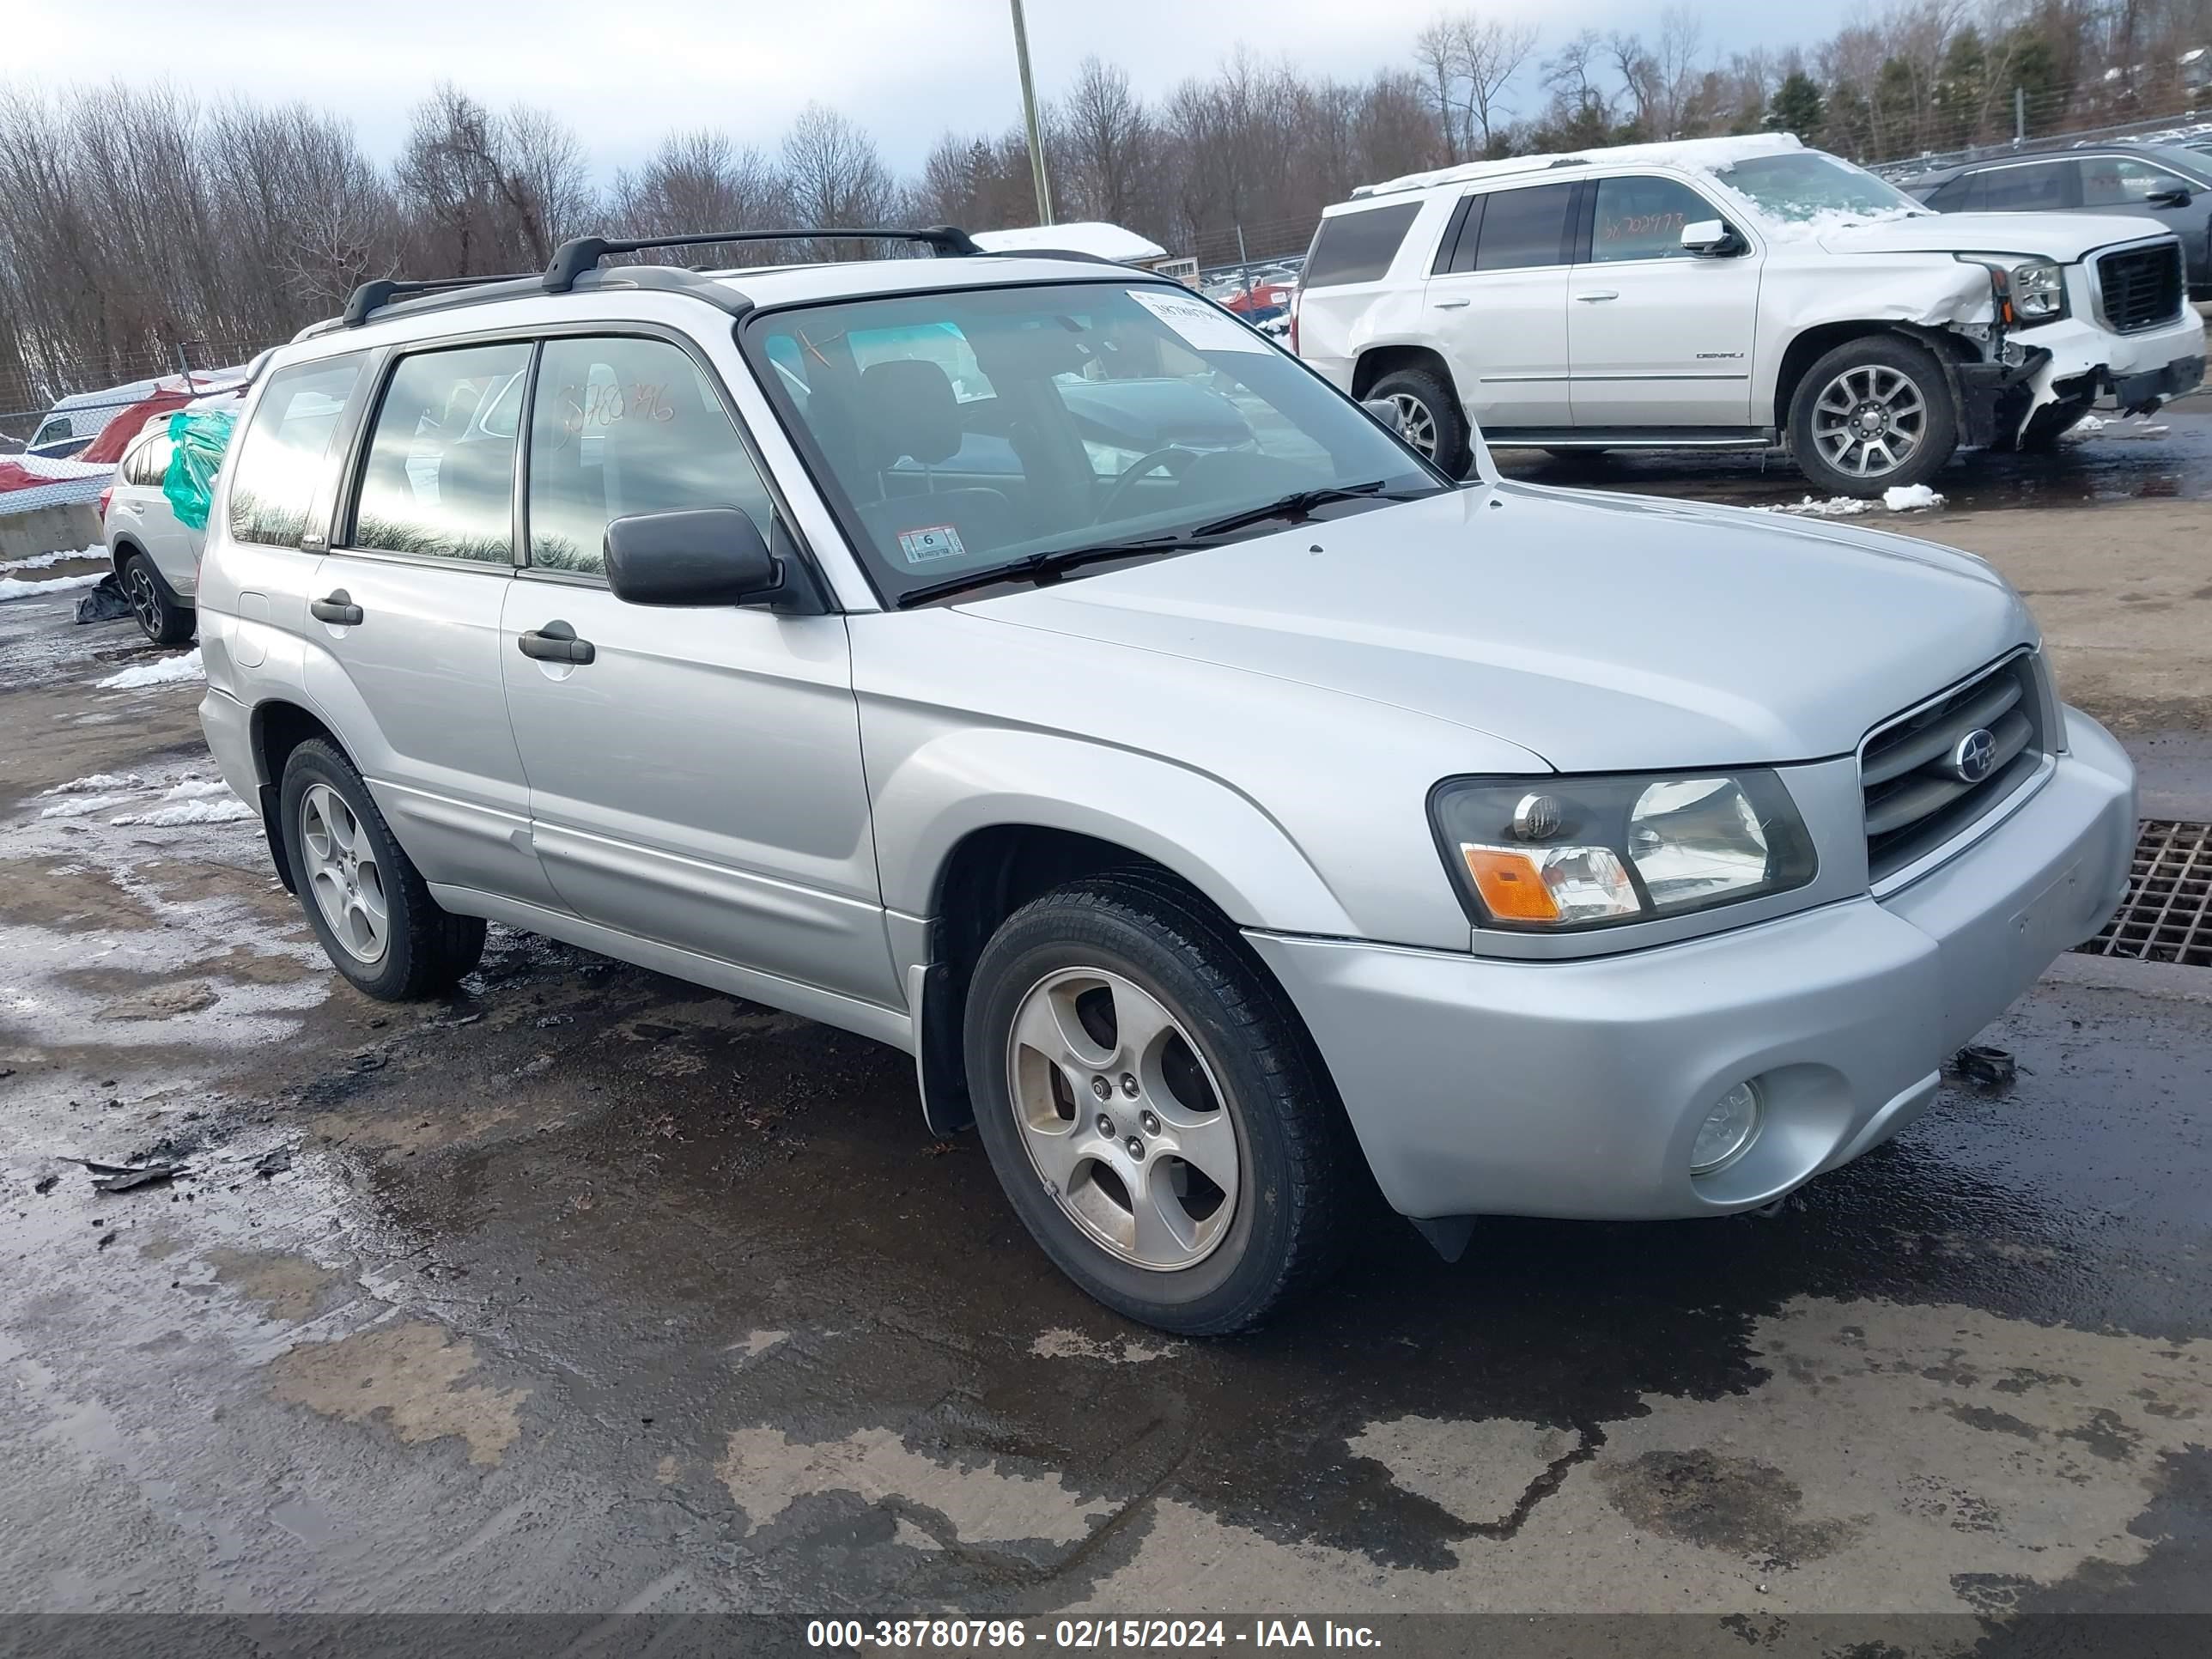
[960, 483, 2033, 773]
[1818, 210, 2169, 260]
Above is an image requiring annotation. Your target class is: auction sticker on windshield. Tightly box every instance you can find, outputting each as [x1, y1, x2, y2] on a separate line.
[1127, 288, 1273, 354]
[897, 524, 966, 564]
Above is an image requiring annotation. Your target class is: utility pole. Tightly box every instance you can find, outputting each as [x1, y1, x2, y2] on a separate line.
[2014, 86, 2027, 145]
[1008, 0, 1054, 225]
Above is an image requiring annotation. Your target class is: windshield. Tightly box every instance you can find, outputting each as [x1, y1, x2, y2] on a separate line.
[1711, 151, 1929, 227]
[745, 282, 1438, 601]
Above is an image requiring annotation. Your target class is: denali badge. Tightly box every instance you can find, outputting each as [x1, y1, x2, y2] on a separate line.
[1951, 727, 1998, 784]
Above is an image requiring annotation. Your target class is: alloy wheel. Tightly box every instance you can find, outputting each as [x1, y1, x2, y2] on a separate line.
[1005, 967, 1241, 1272]
[125, 565, 161, 635]
[299, 783, 388, 964]
[1388, 392, 1438, 459]
[1811, 363, 1928, 480]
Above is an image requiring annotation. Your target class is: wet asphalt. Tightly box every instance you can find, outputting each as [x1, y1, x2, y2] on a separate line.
[1, 428, 2209, 1636]
[1490, 398, 2212, 511]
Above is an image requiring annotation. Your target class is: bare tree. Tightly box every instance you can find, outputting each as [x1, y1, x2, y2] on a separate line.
[781, 102, 895, 258]
[1060, 57, 1149, 225]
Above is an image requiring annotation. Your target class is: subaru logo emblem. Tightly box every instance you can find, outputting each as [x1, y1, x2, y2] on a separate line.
[1951, 727, 1997, 784]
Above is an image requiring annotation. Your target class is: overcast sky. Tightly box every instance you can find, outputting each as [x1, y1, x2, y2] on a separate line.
[12, 0, 1790, 175]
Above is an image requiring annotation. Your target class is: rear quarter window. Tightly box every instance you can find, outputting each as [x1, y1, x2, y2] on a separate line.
[228, 357, 364, 548]
[1303, 202, 1422, 288]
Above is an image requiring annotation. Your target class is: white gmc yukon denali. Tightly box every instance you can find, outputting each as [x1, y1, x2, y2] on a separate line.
[1294, 134, 2209, 495]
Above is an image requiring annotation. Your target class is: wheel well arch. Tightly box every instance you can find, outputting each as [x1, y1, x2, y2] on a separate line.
[913, 824, 1282, 1135]
[1771, 321, 1975, 434]
[1351, 343, 1457, 403]
[106, 535, 145, 579]
[248, 700, 346, 894]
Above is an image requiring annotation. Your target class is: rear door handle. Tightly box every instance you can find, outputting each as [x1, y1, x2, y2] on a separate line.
[1575, 290, 1620, 303]
[310, 592, 362, 625]
[519, 622, 595, 665]
[1433, 298, 1472, 309]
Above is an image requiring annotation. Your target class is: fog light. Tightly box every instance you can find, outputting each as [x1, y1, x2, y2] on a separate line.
[1691, 1080, 1763, 1176]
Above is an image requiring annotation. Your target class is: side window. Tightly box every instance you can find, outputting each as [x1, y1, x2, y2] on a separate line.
[1303, 202, 1421, 287]
[1925, 173, 1977, 210]
[227, 357, 364, 548]
[1978, 162, 2069, 211]
[2081, 157, 2193, 206]
[350, 343, 531, 564]
[1589, 175, 1715, 262]
[526, 335, 774, 576]
[1473, 184, 1576, 271]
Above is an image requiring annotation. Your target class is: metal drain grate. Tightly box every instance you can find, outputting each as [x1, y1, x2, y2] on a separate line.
[2075, 820, 2212, 968]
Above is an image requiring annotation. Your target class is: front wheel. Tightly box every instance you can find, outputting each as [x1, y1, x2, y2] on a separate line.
[1789, 336, 1958, 496]
[963, 874, 1352, 1334]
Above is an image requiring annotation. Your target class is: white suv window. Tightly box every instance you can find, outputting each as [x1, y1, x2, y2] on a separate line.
[1469, 183, 1576, 271]
[1589, 176, 1713, 262]
[351, 343, 531, 565]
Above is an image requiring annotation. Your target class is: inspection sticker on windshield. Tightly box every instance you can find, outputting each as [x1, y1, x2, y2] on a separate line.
[897, 524, 966, 564]
[1127, 288, 1273, 355]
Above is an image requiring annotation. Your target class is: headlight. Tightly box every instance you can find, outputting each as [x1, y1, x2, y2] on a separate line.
[2008, 259, 2064, 320]
[1955, 253, 2069, 325]
[1430, 771, 1819, 932]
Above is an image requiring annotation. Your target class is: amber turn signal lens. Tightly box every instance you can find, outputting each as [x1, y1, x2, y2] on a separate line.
[1460, 847, 1562, 922]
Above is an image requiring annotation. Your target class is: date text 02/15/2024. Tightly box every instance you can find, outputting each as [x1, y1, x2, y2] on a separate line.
[805, 1619, 1382, 1649]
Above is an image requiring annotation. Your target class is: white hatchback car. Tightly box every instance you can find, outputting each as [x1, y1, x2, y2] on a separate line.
[103, 420, 202, 645]
[1295, 134, 2208, 494]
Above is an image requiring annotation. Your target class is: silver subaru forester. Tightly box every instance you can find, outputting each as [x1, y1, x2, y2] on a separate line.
[193, 229, 2136, 1333]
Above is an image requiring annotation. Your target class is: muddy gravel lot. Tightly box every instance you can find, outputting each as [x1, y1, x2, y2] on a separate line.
[2, 418, 2209, 1643]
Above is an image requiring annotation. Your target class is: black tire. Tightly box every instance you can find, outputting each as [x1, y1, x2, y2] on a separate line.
[279, 738, 485, 1000]
[1788, 334, 1957, 497]
[119, 551, 193, 646]
[963, 872, 1352, 1334]
[1368, 366, 1471, 478]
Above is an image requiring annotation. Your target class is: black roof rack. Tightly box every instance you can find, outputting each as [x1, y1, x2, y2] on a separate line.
[541, 225, 983, 293]
[337, 223, 988, 331]
[342, 273, 533, 327]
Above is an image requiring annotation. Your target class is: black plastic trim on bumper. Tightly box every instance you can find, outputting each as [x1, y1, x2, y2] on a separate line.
[1955, 351, 2046, 447]
[2112, 354, 2207, 413]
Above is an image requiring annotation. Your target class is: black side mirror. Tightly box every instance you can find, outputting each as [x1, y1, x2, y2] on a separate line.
[605, 507, 781, 607]
[2146, 185, 2193, 208]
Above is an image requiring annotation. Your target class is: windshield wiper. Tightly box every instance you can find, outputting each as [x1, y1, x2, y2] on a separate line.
[893, 532, 1226, 609]
[1185, 479, 1434, 537]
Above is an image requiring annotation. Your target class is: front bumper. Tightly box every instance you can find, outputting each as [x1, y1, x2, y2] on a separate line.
[2011, 306, 2207, 427]
[1247, 708, 2136, 1222]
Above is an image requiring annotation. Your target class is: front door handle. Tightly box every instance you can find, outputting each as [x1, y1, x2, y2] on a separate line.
[310, 591, 362, 625]
[1575, 290, 1620, 303]
[518, 621, 595, 665]
[1433, 298, 1472, 309]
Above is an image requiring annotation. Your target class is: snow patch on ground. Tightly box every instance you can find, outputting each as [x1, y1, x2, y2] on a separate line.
[1759, 483, 1947, 517]
[0, 572, 105, 602]
[96, 647, 203, 690]
[44, 773, 146, 794]
[110, 797, 256, 828]
[0, 544, 103, 574]
[39, 794, 132, 819]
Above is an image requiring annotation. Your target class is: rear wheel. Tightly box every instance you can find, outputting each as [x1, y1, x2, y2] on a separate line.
[1367, 367, 1471, 478]
[280, 739, 485, 1000]
[964, 874, 1352, 1334]
[1790, 336, 1957, 496]
[120, 553, 192, 646]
